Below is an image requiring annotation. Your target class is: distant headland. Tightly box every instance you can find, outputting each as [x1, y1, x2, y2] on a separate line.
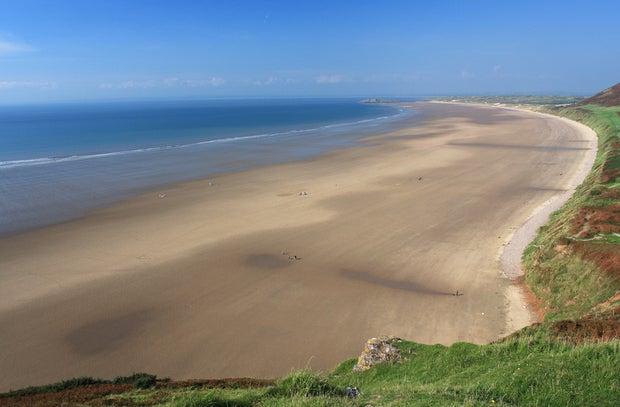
[359, 97, 400, 104]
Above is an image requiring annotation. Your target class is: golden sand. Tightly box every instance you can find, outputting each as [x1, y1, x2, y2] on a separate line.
[0, 102, 596, 390]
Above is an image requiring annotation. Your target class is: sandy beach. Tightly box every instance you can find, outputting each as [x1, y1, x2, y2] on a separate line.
[0, 102, 596, 391]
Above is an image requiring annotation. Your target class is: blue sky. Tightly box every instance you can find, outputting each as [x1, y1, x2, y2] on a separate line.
[0, 0, 618, 103]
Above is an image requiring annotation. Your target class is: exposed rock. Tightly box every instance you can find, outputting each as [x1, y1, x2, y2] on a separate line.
[353, 335, 402, 371]
[345, 386, 362, 397]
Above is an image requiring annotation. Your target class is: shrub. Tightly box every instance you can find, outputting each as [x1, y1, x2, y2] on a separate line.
[113, 372, 157, 389]
[266, 370, 344, 398]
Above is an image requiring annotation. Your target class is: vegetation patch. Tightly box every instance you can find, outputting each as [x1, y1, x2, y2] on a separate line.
[433, 95, 586, 105]
[521, 102, 620, 322]
[2, 333, 618, 406]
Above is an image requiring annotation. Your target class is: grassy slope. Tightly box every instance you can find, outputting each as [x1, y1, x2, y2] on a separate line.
[3, 333, 618, 406]
[522, 104, 620, 321]
[2, 99, 619, 406]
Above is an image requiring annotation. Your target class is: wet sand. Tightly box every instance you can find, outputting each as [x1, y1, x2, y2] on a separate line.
[0, 102, 596, 391]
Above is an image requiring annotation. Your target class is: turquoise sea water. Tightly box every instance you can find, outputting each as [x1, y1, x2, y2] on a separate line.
[0, 98, 416, 236]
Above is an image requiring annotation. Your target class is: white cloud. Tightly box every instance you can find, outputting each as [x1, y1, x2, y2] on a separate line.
[0, 40, 36, 56]
[181, 77, 225, 87]
[119, 80, 157, 89]
[0, 80, 56, 89]
[100, 77, 225, 90]
[163, 77, 180, 86]
[460, 70, 475, 80]
[362, 73, 421, 83]
[315, 75, 344, 84]
[493, 64, 502, 73]
[252, 76, 296, 86]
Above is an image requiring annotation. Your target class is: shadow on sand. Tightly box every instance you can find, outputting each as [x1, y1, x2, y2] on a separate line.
[340, 269, 454, 296]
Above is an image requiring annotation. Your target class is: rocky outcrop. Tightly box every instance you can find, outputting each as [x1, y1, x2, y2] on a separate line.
[353, 335, 402, 371]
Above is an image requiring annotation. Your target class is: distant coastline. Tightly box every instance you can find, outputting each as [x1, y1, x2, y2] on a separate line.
[360, 97, 401, 104]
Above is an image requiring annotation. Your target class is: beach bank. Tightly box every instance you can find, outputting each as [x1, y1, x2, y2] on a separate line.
[0, 102, 596, 391]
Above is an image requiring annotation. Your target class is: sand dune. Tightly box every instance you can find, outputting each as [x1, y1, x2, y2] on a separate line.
[0, 102, 596, 391]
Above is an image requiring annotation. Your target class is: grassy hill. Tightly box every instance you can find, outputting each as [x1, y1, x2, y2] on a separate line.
[519, 83, 620, 331]
[2, 85, 619, 406]
[579, 83, 620, 107]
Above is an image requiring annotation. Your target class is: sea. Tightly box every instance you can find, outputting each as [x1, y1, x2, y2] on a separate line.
[0, 98, 418, 237]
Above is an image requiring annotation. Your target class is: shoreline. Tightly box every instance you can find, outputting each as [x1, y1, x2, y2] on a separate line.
[430, 101, 599, 329]
[498, 108, 598, 329]
[499, 109, 598, 279]
[0, 102, 597, 391]
[0, 100, 413, 239]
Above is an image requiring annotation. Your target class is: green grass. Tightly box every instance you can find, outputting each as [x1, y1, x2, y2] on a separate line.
[523, 254, 616, 319]
[379, 336, 618, 405]
[168, 389, 263, 407]
[210, 334, 620, 406]
[433, 95, 586, 105]
[521, 103, 620, 321]
[0, 372, 164, 400]
[9, 332, 617, 406]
